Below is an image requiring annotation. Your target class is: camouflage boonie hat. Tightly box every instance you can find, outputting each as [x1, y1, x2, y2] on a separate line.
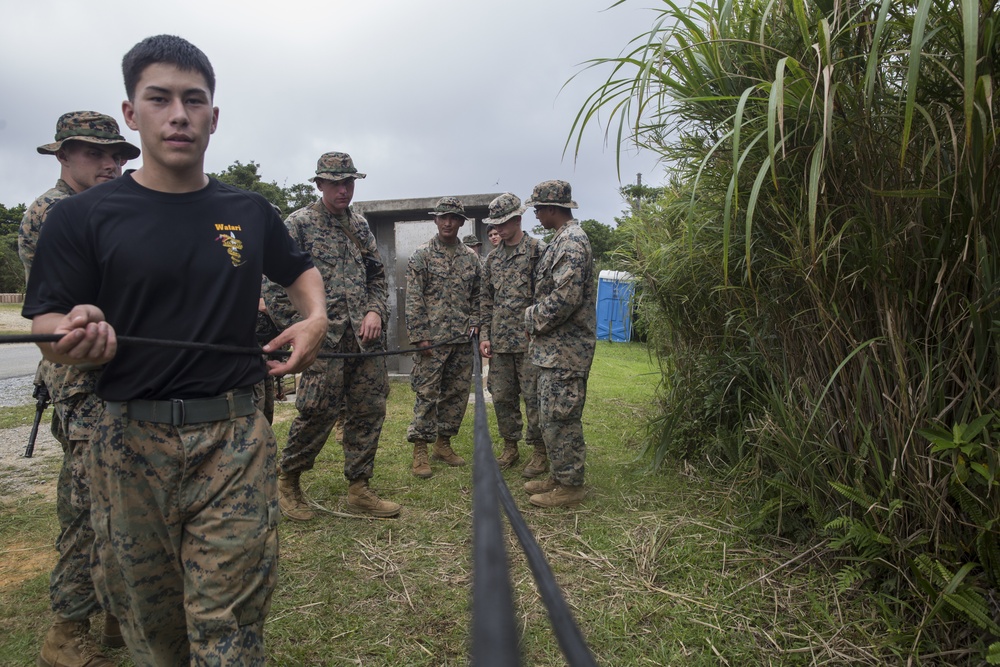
[525, 179, 578, 209]
[309, 151, 367, 182]
[462, 234, 482, 247]
[37, 111, 140, 159]
[484, 192, 526, 226]
[428, 196, 469, 220]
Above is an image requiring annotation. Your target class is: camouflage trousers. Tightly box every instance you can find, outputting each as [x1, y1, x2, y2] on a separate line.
[89, 409, 278, 666]
[487, 352, 542, 446]
[407, 342, 472, 442]
[536, 367, 590, 487]
[252, 372, 276, 424]
[50, 392, 104, 621]
[281, 333, 388, 481]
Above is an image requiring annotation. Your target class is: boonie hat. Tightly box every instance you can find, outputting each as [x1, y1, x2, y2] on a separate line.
[525, 179, 578, 209]
[37, 111, 140, 160]
[310, 152, 366, 182]
[428, 196, 469, 220]
[462, 234, 482, 247]
[484, 192, 526, 226]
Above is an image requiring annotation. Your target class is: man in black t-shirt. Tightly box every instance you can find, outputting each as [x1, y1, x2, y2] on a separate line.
[22, 35, 327, 666]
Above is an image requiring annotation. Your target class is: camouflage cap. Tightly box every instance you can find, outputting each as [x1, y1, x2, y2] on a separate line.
[428, 196, 469, 220]
[483, 192, 526, 226]
[309, 151, 367, 182]
[37, 111, 140, 159]
[525, 179, 578, 209]
[462, 234, 482, 247]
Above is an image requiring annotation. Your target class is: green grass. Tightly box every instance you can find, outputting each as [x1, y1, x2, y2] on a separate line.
[0, 343, 893, 665]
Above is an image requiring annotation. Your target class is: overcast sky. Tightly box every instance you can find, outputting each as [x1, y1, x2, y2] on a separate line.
[0, 0, 662, 227]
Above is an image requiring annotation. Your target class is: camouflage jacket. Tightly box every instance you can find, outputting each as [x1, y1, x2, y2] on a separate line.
[18, 179, 100, 400]
[481, 234, 545, 353]
[525, 220, 596, 371]
[263, 200, 389, 350]
[405, 235, 481, 344]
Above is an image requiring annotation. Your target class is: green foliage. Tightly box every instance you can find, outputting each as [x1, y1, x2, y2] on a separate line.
[531, 219, 623, 262]
[0, 203, 25, 237]
[209, 160, 314, 218]
[570, 0, 1000, 659]
[0, 233, 24, 293]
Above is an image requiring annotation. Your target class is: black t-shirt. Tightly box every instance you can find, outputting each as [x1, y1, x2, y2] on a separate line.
[23, 174, 314, 401]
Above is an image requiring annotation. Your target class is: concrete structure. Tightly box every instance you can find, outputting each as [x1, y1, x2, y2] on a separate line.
[354, 193, 501, 374]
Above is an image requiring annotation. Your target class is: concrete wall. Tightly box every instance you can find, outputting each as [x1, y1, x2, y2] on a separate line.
[354, 193, 501, 374]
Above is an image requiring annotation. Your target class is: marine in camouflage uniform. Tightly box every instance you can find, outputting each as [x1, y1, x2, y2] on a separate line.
[22, 36, 330, 666]
[264, 152, 400, 519]
[478, 193, 547, 475]
[405, 196, 481, 477]
[19, 111, 139, 667]
[522, 181, 596, 508]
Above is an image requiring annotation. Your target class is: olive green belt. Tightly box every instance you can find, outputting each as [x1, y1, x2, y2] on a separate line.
[105, 387, 255, 426]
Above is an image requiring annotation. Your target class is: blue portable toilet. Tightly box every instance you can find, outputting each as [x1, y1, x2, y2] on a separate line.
[596, 270, 635, 342]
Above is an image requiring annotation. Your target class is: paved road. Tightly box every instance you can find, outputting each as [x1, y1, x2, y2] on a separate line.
[0, 343, 42, 407]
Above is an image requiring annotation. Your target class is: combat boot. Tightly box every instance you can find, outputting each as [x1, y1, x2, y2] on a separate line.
[529, 484, 589, 509]
[431, 436, 466, 466]
[100, 614, 125, 648]
[523, 476, 558, 495]
[521, 443, 549, 478]
[347, 479, 401, 518]
[412, 442, 432, 479]
[38, 616, 114, 667]
[496, 440, 520, 470]
[277, 471, 314, 521]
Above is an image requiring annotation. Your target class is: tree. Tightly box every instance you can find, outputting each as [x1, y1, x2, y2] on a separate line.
[210, 160, 315, 218]
[0, 202, 26, 237]
[531, 219, 620, 262]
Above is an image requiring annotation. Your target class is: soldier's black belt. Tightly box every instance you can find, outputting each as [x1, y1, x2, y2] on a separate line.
[104, 387, 255, 426]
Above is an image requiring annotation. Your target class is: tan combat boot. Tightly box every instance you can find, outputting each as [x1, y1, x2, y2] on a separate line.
[528, 484, 589, 508]
[523, 476, 558, 495]
[346, 479, 401, 518]
[412, 442, 432, 479]
[38, 617, 114, 667]
[496, 440, 520, 470]
[277, 471, 314, 521]
[100, 614, 125, 648]
[521, 443, 549, 478]
[431, 436, 466, 466]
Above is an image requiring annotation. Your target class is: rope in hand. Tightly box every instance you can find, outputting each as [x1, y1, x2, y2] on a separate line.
[0, 332, 470, 359]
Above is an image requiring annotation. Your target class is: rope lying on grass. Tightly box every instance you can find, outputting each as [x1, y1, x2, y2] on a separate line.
[0, 331, 598, 665]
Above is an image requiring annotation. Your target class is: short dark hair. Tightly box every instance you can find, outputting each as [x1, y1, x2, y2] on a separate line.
[122, 35, 216, 100]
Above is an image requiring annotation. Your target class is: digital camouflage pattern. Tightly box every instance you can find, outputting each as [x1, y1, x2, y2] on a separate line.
[462, 233, 482, 247]
[36, 110, 140, 158]
[537, 368, 589, 486]
[427, 195, 470, 219]
[89, 410, 277, 665]
[405, 235, 481, 345]
[483, 192, 526, 225]
[482, 231, 545, 446]
[527, 215, 596, 489]
[263, 200, 390, 481]
[524, 179, 579, 209]
[20, 179, 106, 621]
[308, 151, 366, 182]
[405, 235, 481, 442]
[525, 220, 596, 371]
[408, 342, 474, 442]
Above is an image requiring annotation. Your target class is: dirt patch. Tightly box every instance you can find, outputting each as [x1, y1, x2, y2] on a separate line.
[0, 540, 55, 589]
[0, 306, 30, 334]
[0, 424, 60, 504]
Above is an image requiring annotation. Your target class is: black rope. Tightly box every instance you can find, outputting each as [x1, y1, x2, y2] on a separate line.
[0, 332, 469, 359]
[468, 339, 598, 667]
[470, 340, 520, 666]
